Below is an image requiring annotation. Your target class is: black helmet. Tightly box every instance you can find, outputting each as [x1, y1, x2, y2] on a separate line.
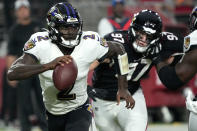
[46, 2, 83, 48]
[189, 6, 197, 32]
[129, 9, 162, 53]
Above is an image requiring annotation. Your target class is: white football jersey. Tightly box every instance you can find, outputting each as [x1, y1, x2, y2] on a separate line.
[184, 30, 197, 52]
[23, 31, 108, 115]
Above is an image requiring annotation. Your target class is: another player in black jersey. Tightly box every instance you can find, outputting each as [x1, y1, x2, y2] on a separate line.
[88, 9, 184, 131]
[156, 6, 197, 131]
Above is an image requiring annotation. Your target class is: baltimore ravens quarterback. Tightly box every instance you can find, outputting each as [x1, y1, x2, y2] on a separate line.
[89, 9, 184, 131]
[7, 2, 133, 131]
[156, 6, 197, 131]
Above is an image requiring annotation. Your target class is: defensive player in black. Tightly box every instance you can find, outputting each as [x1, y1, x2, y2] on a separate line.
[88, 9, 184, 131]
[156, 6, 197, 131]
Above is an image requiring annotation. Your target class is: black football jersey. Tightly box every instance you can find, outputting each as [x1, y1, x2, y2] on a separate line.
[91, 30, 184, 100]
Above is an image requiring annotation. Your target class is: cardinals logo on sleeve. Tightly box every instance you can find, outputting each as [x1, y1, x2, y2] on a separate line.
[24, 40, 36, 51]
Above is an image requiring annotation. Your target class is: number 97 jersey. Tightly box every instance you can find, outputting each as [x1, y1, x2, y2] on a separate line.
[104, 30, 184, 85]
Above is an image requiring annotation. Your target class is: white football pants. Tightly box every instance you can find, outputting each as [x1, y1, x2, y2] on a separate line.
[92, 88, 148, 131]
[188, 112, 197, 131]
[89, 117, 98, 131]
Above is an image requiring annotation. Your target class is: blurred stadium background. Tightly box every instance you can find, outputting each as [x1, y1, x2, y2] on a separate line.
[0, 0, 197, 130]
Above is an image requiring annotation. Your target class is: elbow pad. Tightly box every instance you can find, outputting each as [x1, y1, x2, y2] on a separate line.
[158, 66, 185, 90]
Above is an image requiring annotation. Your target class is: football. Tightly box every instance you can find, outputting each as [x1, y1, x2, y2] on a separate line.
[53, 59, 78, 91]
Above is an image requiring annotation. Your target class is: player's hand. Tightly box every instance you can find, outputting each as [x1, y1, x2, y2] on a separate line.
[117, 89, 135, 109]
[45, 55, 73, 70]
[146, 42, 162, 59]
[87, 85, 97, 101]
[7, 80, 18, 87]
[186, 91, 197, 114]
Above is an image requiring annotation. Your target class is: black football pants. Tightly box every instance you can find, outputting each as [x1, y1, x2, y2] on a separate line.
[46, 99, 92, 131]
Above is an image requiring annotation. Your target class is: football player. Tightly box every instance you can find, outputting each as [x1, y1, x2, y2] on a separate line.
[155, 6, 197, 131]
[7, 2, 134, 131]
[88, 9, 184, 131]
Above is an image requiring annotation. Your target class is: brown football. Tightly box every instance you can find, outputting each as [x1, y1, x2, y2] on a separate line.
[53, 59, 78, 91]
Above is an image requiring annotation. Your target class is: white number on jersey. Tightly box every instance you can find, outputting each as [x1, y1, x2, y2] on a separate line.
[57, 84, 76, 100]
[127, 59, 152, 81]
[111, 33, 125, 43]
[163, 32, 178, 41]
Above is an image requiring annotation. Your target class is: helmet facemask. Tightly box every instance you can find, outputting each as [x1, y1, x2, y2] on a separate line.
[46, 2, 83, 48]
[131, 26, 160, 54]
[57, 19, 82, 48]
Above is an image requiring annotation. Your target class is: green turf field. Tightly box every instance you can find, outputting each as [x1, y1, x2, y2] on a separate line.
[0, 122, 188, 131]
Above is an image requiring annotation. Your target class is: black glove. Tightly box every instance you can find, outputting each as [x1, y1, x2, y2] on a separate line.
[146, 43, 162, 60]
[87, 85, 97, 101]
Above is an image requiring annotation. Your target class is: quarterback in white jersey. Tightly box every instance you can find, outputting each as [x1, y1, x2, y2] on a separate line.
[24, 31, 108, 115]
[156, 6, 197, 131]
[7, 2, 134, 131]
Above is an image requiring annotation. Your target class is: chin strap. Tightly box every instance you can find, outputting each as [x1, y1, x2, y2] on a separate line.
[60, 36, 79, 48]
[133, 41, 149, 53]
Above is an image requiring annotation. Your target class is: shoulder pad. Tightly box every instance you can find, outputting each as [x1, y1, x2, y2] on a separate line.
[30, 31, 50, 44]
[161, 32, 178, 40]
[161, 31, 169, 37]
[81, 31, 108, 47]
[104, 31, 127, 44]
[82, 31, 100, 40]
[103, 31, 115, 41]
[23, 31, 49, 51]
[161, 32, 184, 53]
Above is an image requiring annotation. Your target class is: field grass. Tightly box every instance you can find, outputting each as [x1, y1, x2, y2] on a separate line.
[0, 126, 41, 131]
[0, 122, 188, 131]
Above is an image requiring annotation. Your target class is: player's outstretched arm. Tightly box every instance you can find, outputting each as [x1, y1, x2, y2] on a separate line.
[175, 49, 197, 82]
[156, 49, 197, 89]
[117, 75, 135, 109]
[7, 53, 72, 81]
[104, 41, 126, 58]
[104, 41, 135, 109]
